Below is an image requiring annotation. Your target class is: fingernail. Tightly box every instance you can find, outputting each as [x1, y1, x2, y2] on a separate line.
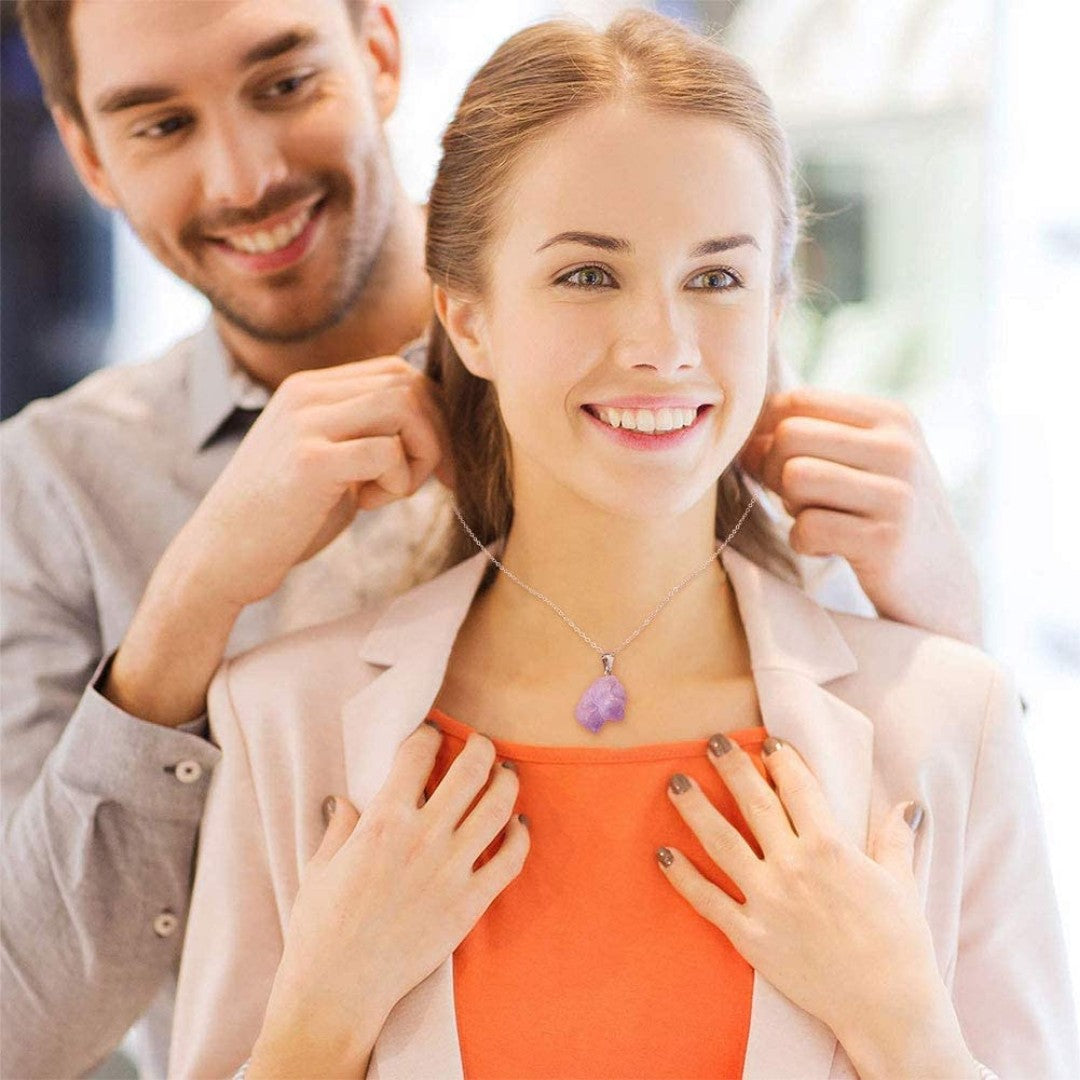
[321, 795, 336, 827]
[518, 812, 530, 828]
[668, 773, 691, 794]
[423, 719, 441, 733]
[501, 760, 518, 772]
[762, 736, 783, 756]
[904, 801, 924, 832]
[707, 732, 733, 757]
[656, 846, 675, 868]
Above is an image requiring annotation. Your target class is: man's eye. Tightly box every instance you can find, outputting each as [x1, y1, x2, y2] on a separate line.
[687, 268, 742, 291]
[263, 72, 316, 99]
[560, 266, 615, 289]
[135, 115, 191, 140]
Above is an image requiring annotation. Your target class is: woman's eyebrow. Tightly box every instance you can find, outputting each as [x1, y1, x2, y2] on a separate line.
[535, 231, 760, 255]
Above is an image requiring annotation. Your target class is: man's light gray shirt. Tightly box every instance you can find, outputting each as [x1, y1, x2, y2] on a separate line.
[0, 321, 448, 1079]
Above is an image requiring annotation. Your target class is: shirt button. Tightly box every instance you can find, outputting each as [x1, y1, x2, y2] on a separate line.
[174, 760, 203, 784]
[153, 911, 179, 938]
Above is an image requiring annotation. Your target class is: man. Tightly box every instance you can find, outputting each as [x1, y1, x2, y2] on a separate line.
[0, 1, 984, 1077]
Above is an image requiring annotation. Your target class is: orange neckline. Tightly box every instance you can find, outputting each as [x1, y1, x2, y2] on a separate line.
[427, 707, 768, 765]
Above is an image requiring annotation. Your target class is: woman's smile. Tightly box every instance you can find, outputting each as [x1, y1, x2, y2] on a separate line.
[581, 401, 716, 452]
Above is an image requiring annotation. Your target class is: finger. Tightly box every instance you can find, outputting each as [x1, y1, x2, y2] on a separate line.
[655, 845, 749, 943]
[758, 415, 915, 489]
[788, 506, 877, 560]
[375, 720, 444, 812]
[317, 391, 443, 493]
[872, 800, 922, 886]
[754, 387, 897, 436]
[422, 732, 497, 830]
[454, 760, 520, 863]
[737, 433, 770, 481]
[705, 733, 794, 857]
[330, 435, 412, 496]
[768, 456, 910, 519]
[757, 738, 842, 841]
[470, 811, 531, 907]
[310, 794, 361, 865]
[665, 773, 761, 895]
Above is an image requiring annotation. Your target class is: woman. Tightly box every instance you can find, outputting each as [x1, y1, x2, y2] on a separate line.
[169, 11, 1078, 1079]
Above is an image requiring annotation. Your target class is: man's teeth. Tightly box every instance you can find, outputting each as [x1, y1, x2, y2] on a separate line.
[222, 206, 313, 254]
[594, 406, 699, 433]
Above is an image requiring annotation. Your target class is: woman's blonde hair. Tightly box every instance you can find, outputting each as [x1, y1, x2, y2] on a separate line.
[426, 8, 801, 583]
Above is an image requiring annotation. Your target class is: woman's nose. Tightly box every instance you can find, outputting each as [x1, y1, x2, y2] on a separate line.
[613, 297, 701, 375]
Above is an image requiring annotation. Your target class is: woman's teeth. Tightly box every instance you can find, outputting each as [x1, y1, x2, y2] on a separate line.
[594, 405, 698, 433]
[222, 206, 313, 254]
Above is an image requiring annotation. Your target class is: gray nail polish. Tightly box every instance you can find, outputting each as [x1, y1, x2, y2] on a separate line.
[904, 801, 924, 831]
[518, 812, 530, 828]
[501, 760, 518, 772]
[656, 847, 674, 868]
[762, 736, 782, 756]
[321, 795, 336, 827]
[423, 719, 441, 733]
[708, 732, 733, 757]
[668, 773, 691, 794]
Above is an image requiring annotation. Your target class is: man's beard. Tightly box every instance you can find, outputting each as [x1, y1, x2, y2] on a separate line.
[181, 160, 394, 345]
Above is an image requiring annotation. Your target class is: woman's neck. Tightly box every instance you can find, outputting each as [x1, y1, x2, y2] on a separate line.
[445, 482, 753, 730]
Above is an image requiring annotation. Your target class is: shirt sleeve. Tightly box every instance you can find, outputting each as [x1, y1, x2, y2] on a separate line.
[951, 664, 1080, 1077]
[169, 661, 285, 1079]
[0, 422, 220, 1079]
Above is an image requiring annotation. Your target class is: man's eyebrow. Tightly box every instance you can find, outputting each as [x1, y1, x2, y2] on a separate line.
[93, 27, 318, 116]
[535, 232, 761, 256]
[95, 84, 179, 115]
[240, 26, 318, 68]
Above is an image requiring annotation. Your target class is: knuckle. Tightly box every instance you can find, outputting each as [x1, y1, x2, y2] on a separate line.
[742, 792, 776, 821]
[779, 455, 812, 491]
[808, 831, 847, 865]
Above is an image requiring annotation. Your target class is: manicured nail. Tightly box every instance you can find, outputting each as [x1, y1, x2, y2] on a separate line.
[518, 813, 530, 828]
[321, 795, 336, 827]
[501, 760, 518, 772]
[904, 801, 924, 831]
[762, 737, 783, 756]
[423, 719, 441, 732]
[656, 846, 675, 868]
[707, 732, 733, 757]
[668, 773, 691, 794]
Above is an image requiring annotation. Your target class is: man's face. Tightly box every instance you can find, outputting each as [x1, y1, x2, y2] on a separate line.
[67, 0, 399, 343]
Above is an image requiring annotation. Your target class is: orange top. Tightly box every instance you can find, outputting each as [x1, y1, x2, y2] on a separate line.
[425, 708, 773, 1080]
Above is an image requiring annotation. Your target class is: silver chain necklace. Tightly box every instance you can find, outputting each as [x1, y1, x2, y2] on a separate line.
[450, 495, 757, 733]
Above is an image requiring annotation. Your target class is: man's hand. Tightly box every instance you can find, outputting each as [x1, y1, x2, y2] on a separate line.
[739, 388, 983, 647]
[185, 356, 453, 610]
[105, 356, 453, 727]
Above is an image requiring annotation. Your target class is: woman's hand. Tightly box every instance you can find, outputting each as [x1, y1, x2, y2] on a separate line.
[249, 721, 529, 1078]
[657, 734, 976, 1079]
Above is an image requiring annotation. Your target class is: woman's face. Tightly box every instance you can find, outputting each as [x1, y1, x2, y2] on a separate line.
[445, 101, 780, 522]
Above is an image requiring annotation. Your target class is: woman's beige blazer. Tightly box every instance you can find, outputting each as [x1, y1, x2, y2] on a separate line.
[169, 546, 1080, 1078]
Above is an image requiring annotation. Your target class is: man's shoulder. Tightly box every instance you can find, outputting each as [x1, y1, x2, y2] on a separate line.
[1, 328, 204, 462]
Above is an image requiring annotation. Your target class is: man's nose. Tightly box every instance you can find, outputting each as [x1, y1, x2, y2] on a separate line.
[614, 294, 701, 375]
[200, 117, 288, 211]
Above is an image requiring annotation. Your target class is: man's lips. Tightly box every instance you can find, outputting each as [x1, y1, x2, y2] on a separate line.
[204, 198, 326, 275]
[205, 193, 324, 247]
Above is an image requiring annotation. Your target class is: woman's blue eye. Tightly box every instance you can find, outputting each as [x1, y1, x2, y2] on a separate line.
[561, 266, 614, 289]
[688, 268, 740, 290]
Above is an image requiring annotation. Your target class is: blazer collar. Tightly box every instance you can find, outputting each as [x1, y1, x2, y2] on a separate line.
[345, 545, 871, 1080]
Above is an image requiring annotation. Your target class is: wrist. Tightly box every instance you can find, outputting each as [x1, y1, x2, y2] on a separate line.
[250, 1008, 380, 1079]
[836, 983, 975, 1080]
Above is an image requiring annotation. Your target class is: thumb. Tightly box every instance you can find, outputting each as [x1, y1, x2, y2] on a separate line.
[311, 794, 361, 865]
[871, 799, 922, 884]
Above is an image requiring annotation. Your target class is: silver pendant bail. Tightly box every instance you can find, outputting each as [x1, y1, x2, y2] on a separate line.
[601, 652, 615, 676]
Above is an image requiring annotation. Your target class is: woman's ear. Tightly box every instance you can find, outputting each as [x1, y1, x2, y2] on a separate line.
[433, 284, 493, 380]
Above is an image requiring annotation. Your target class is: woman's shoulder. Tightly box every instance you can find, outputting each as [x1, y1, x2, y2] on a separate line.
[827, 608, 1020, 756]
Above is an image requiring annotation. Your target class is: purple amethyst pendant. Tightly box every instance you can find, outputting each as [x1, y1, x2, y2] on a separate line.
[574, 653, 627, 733]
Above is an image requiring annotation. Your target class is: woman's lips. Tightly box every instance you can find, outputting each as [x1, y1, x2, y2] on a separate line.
[581, 403, 714, 451]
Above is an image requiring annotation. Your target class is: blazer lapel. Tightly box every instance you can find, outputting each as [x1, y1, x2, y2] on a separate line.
[343, 546, 874, 1080]
[722, 547, 872, 1079]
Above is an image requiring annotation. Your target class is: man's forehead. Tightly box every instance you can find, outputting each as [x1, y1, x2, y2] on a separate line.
[72, 0, 347, 107]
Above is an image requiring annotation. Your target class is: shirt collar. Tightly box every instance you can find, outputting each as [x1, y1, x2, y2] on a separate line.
[188, 320, 272, 452]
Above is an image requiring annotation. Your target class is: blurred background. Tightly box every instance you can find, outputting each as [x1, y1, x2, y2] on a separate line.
[3, 0, 1079, 1063]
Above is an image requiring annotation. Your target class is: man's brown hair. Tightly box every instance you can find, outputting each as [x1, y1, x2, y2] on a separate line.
[16, 0, 370, 131]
